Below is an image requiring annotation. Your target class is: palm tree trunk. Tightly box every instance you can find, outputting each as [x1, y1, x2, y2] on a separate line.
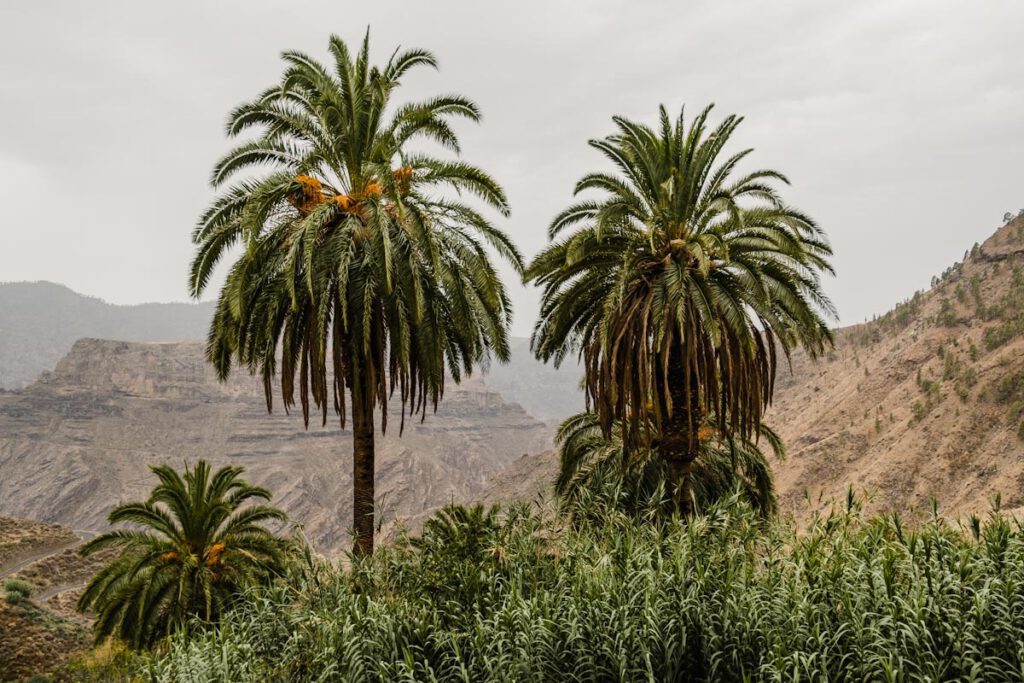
[351, 397, 375, 557]
[661, 345, 700, 517]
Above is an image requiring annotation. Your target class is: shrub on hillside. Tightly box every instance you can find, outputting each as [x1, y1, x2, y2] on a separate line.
[981, 267, 1024, 349]
[936, 297, 958, 326]
[4, 578, 34, 605]
[992, 370, 1024, 405]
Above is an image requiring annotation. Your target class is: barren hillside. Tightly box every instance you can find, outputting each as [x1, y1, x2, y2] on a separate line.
[0, 340, 552, 554]
[769, 216, 1024, 519]
[0, 516, 92, 681]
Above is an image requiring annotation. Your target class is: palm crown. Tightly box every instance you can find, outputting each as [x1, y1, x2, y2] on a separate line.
[527, 105, 834, 511]
[191, 33, 521, 554]
[77, 461, 287, 648]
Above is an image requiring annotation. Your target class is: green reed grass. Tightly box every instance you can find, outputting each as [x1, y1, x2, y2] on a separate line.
[111, 497, 1024, 682]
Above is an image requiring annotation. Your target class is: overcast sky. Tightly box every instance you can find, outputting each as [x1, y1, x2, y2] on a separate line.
[1, 1, 1021, 335]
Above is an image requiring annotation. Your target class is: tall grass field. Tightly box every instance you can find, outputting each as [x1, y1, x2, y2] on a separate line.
[71, 495, 1024, 682]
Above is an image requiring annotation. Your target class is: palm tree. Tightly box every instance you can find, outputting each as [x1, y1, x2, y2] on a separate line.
[527, 105, 835, 515]
[190, 33, 521, 556]
[555, 411, 782, 519]
[77, 461, 287, 649]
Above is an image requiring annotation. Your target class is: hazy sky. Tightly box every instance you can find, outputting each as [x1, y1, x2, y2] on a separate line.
[1, 1, 1021, 336]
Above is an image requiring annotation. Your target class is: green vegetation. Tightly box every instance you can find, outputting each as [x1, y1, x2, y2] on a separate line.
[981, 267, 1024, 350]
[554, 411, 782, 519]
[910, 367, 940, 421]
[941, 350, 978, 402]
[989, 369, 1024, 426]
[76, 461, 288, 648]
[985, 323, 1021, 350]
[935, 297, 958, 326]
[84, 499, 1024, 682]
[190, 33, 521, 556]
[527, 105, 834, 514]
[855, 291, 922, 345]
[5, 577, 34, 604]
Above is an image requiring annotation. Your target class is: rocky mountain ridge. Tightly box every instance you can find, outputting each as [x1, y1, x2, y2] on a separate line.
[0, 281, 215, 390]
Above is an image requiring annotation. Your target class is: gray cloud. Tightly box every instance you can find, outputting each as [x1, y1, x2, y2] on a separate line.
[1, 0, 1021, 335]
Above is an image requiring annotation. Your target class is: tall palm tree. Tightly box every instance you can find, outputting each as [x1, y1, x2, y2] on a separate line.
[190, 33, 521, 556]
[77, 461, 287, 649]
[555, 411, 783, 519]
[527, 105, 834, 515]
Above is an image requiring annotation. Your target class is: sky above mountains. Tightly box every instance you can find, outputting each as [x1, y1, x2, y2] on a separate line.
[1, 0, 1021, 335]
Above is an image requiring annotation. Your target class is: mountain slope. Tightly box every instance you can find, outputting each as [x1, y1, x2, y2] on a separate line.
[769, 215, 1024, 518]
[0, 281, 582, 421]
[0, 339, 552, 554]
[0, 282, 214, 389]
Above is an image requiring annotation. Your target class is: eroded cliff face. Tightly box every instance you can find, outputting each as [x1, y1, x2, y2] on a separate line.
[0, 339, 551, 554]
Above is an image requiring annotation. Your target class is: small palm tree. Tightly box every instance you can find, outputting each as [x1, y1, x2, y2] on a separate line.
[77, 461, 287, 649]
[191, 32, 520, 556]
[528, 105, 834, 514]
[555, 411, 782, 519]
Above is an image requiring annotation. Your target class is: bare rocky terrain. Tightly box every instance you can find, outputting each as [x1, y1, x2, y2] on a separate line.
[768, 216, 1024, 520]
[0, 516, 79, 576]
[0, 339, 553, 554]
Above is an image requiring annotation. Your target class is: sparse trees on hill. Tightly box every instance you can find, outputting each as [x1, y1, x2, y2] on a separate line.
[190, 33, 521, 556]
[77, 461, 288, 648]
[528, 105, 835, 515]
